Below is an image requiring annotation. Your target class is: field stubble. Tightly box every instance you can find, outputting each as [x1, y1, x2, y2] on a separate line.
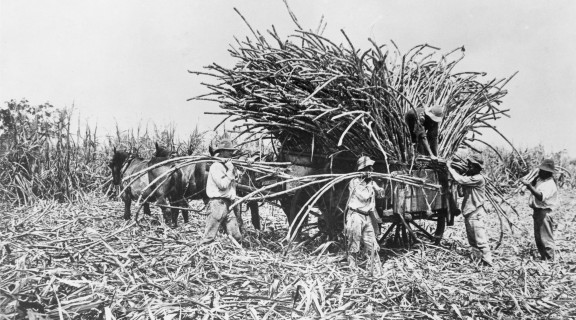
[1, 191, 575, 319]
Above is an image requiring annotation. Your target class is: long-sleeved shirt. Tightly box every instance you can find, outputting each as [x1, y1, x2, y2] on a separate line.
[529, 177, 558, 210]
[206, 161, 237, 200]
[449, 168, 486, 216]
[348, 177, 384, 213]
[405, 107, 439, 156]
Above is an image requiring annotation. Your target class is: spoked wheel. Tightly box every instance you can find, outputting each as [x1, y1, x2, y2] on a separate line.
[377, 180, 453, 247]
[378, 211, 447, 247]
[378, 219, 419, 248]
[286, 182, 349, 240]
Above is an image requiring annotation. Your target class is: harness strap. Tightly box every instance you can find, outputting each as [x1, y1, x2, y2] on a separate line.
[120, 154, 136, 179]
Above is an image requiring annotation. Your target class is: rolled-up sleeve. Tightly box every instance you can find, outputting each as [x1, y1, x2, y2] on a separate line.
[450, 169, 484, 187]
[405, 110, 425, 143]
[371, 181, 385, 198]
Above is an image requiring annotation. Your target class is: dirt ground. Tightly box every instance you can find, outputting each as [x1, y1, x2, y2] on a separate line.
[1, 189, 575, 319]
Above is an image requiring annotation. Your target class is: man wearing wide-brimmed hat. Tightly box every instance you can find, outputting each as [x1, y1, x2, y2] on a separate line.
[345, 156, 385, 273]
[447, 153, 493, 267]
[522, 159, 558, 261]
[405, 105, 444, 160]
[201, 139, 243, 245]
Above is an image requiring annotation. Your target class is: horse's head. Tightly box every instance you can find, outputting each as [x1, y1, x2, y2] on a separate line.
[109, 147, 130, 185]
[154, 142, 176, 158]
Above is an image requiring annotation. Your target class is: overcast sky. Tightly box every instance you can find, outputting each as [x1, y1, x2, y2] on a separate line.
[1, 1, 575, 155]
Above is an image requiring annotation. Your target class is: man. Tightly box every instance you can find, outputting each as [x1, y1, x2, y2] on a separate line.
[201, 139, 243, 245]
[405, 105, 444, 160]
[522, 159, 558, 261]
[346, 156, 385, 273]
[446, 154, 493, 266]
[405, 105, 458, 245]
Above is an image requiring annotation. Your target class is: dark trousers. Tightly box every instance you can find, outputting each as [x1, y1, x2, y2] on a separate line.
[533, 208, 555, 260]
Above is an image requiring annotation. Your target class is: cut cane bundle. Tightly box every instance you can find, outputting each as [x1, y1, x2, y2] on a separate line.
[187, 7, 520, 246]
[190, 10, 516, 164]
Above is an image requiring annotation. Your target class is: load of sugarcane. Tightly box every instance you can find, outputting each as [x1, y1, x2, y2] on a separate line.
[190, 10, 516, 164]
[188, 8, 521, 244]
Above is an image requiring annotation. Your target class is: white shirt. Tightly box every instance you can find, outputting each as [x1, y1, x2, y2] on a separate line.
[206, 162, 237, 200]
[348, 177, 384, 213]
[529, 177, 558, 210]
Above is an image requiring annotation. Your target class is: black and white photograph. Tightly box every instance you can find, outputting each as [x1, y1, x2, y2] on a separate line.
[1, 1, 575, 318]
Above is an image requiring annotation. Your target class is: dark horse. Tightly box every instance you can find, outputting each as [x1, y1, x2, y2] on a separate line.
[154, 142, 208, 225]
[154, 143, 262, 230]
[109, 147, 183, 227]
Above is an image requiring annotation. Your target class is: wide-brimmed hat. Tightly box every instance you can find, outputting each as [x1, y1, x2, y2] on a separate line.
[539, 158, 556, 173]
[357, 156, 375, 171]
[425, 105, 444, 122]
[212, 139, 237, 154]
[467, 153, 484, 169]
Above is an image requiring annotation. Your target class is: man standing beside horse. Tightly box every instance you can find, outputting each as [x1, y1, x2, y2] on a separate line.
[201, 139, 243, 245]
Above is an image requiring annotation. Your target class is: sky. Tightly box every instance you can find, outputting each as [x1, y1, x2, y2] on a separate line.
[1, 0, 575, 155]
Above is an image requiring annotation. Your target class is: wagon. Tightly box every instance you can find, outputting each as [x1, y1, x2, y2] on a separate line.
[259, 148, 458, 246]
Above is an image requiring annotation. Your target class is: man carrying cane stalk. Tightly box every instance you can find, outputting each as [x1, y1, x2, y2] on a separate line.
[446, 154, 494, 267]
[522, 159, 558, 261]
[200, 139, 243, 245]
[345, 156, 384, 274]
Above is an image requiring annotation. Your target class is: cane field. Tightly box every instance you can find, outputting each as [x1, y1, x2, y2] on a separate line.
[1, 100, 576, 320]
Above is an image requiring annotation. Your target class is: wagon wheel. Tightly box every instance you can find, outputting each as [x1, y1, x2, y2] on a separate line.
[378, 198, 454, 247]
[378, 217, 423, 248]
[408, 211, 447, 244]
[418, 184, 458, 244]
[287, 181, 348, 240]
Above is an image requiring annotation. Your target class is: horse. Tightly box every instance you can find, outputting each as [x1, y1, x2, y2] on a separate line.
[109, 147, 182, 227]
[154, 143, 262, 230]
[154, 142, 209, 225]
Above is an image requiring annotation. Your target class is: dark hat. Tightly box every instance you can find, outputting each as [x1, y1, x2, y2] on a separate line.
[212, 139, 237, 154]
[539, 158, 556, 173]
[467, 153, 484, 168]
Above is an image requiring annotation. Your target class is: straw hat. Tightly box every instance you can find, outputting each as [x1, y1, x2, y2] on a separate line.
[539, 158, 556, 173]
[357, 156, 375, 171]
[425, 105, 444, 122]
[467, 153, 484, 169]
[212, 139, 237, 154]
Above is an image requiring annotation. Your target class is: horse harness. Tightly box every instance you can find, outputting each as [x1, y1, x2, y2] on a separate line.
[120, 154, 137, 179]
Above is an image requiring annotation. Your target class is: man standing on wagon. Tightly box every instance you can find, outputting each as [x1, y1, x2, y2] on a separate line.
[406, 104, 460, 238]
[447, 154, 494, 266]
[200, 139, 243, 245]
[405, 105, 444, 160]
[346, 156, 385, 273]
[522, 159, 558, 261]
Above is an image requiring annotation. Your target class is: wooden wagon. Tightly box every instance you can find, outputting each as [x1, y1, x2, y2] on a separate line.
[257, 148, 459, 246]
